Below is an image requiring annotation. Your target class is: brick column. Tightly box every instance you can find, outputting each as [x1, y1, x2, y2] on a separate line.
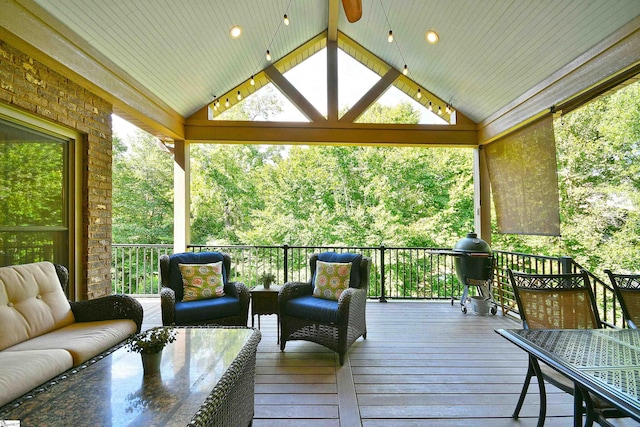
[0, 40, 114, 299]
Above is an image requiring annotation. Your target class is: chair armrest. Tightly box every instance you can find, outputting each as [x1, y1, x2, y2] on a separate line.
[337, 287, 366, 322]
[233, 282, 251, 325]
[224, 280, 246, 299]
[70, 294, 143, 333]
[279, 282, 312, 313]
[160, 286, 176, 326]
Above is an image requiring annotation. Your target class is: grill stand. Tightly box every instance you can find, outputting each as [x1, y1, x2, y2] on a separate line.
[457, 278, 498, 315]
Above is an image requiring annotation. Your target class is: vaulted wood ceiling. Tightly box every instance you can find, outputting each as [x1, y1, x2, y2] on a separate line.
[2, 0, 640, 145]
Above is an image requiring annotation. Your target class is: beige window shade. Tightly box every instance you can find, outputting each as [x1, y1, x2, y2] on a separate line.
[484, 115, 560, 236]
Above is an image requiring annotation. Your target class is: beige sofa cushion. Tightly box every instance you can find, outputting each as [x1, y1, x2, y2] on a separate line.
[0, 262, 75, 351]
[4, 319, 137, 365]
[0, 349, 73, 407]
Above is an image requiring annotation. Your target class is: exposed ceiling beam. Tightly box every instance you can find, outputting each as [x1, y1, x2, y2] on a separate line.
[327, 40, 339, 122]
[340, 68, 401, 123]
[328, 0, 339, 42]
[2, 0, 185, 141]
[479, 15, 640, 145]
[184, 120, 477, 147]
[263, 65, 327, 122]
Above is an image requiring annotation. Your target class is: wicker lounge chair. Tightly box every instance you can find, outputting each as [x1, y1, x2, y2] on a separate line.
[279, 252, 371, 365]
[160, 252, 250, 326]
[605, 269, 640, 329]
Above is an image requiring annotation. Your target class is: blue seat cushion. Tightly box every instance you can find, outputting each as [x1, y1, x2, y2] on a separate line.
[285, 295, 339, 324]
[316, 252, 362, 289]
[175, 295, 239, 324]
[168, 252, 228, 301]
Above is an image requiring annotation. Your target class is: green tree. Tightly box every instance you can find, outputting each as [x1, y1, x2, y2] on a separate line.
[112, 132, 173, 243]
[356, 101, 421, 124]
[190, 144, 275, 244]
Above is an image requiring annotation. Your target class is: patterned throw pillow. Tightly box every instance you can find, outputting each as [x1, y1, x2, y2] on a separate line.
[179, 262, 225, 301]
[313, 261, 352, 301]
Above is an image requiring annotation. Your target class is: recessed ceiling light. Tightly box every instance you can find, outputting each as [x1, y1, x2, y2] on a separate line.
[229, 25, 242, 39]
[426, 30, 439, 44]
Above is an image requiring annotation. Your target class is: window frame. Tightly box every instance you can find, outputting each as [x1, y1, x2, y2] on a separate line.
[0, 103, 83, 300]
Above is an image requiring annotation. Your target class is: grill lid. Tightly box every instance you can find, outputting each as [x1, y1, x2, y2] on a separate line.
[453, 232, 491, 255]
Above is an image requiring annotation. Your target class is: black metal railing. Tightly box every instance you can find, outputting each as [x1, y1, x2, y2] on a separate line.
[112, 244, 173, 295]
[111, 244, 624, 326]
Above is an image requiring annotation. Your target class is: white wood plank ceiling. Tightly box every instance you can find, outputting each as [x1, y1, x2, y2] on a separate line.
[28, 0, 640, 124]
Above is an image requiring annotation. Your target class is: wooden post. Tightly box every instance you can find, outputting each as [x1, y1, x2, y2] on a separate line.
[173, 140, 190, 253]
[474, 146, 492, 245]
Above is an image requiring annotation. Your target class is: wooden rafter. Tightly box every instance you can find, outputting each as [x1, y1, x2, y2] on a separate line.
[263, 65, 326, 122]
[339, 69, 401, 123]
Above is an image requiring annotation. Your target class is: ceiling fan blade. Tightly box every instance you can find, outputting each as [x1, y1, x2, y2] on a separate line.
[342, 0, 362, 23]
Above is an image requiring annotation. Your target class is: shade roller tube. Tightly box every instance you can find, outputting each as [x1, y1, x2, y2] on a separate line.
[484, 115, 560, 236]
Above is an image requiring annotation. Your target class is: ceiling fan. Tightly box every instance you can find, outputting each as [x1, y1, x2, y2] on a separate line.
[342, 0, 363, 23]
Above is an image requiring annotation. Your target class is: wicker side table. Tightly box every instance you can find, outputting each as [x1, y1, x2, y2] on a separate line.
[251, 285, 281, 341]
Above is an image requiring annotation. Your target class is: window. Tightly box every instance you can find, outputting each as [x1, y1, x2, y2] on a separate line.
[0, 108, 78, 270]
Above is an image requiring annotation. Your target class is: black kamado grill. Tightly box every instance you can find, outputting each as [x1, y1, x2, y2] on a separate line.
[451, 232, 497, 315]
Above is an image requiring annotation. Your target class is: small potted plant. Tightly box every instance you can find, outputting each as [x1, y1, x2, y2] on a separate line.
[127, 326, 177, 374]
[259, 272, 276, 289]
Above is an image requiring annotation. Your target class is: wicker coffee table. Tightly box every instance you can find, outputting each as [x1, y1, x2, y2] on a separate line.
[0, 326, 261, 427]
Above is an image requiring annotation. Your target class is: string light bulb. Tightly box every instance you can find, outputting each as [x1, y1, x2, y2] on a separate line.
[283, 14, 289, 25]
[266, 50, 272, 61]
[225, 98, 230, 108]
[388, 30, 394, 43]
[416, 88, 422, 99]
[250, 75, 255, 86]
[445, 104, 452, 114]
[237, 91, 242, 101]
[215, 99, 220, 108]
[403, 65, 408, 76]
[428, 101, 433, 111]
[438, 106, 443, 116]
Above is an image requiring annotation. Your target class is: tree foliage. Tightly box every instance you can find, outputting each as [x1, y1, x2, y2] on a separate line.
[112, 132, 173, 243]
[112, 82, 640, 275]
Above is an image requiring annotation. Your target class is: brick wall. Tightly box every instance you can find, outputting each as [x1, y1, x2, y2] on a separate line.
[0, 40, 113, 299]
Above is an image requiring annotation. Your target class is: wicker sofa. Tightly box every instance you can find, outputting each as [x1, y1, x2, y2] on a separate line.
[0, 261, 143, 407]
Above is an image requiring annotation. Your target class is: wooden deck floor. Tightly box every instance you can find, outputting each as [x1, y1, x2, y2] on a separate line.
[138, 298, 580, 426]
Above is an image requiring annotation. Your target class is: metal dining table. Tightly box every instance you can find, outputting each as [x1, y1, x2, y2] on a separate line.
[496, 328, 640, 426]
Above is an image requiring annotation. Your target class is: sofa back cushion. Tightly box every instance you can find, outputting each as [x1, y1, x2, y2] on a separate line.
[0, 262, 75, 351]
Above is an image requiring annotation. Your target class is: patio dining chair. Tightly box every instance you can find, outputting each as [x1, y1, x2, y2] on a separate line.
[279, 252, 371, 365]
[605, 269, 640, 329]
[508, 269, 624, 427]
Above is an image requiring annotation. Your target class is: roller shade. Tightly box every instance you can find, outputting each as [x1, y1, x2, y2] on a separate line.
[484, 115, 560, 236]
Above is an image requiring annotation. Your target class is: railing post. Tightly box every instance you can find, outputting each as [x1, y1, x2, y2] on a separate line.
[283, 244, 289, 283]
[560, 256, 574, 274]
[379, 245, 387, 302]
